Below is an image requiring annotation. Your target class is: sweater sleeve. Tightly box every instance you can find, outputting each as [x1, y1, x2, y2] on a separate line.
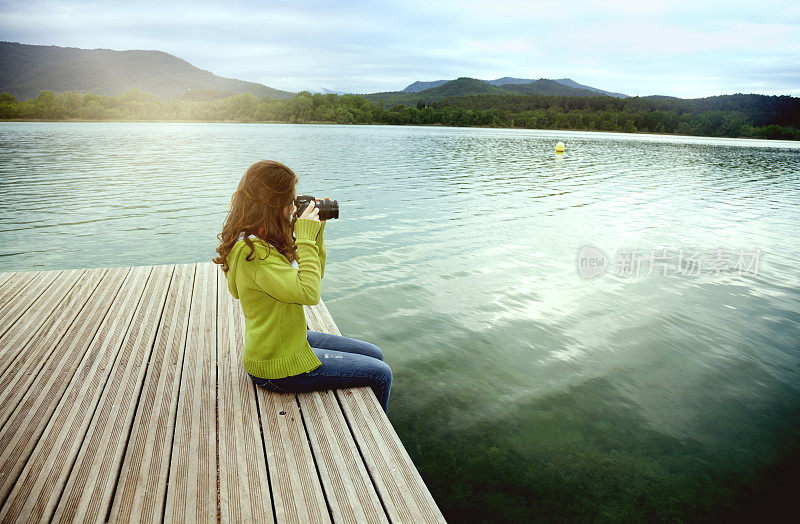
[247, 218, 322, 305]
[317, 221, 326, 280]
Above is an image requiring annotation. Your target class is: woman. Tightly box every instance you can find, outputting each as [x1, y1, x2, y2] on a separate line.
[213, 160, 392, 414]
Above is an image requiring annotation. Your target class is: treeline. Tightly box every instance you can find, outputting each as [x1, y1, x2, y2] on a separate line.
[1, 89, 798, 140]
[0, 90, 381, 124]
[441, 93, 800, 127]
[436, 93, 800, 138]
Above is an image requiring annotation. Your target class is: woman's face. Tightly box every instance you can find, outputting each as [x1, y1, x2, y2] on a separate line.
[283, 187, 297, 221]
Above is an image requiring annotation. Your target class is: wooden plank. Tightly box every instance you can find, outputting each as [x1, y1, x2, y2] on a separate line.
[337, 390, 446, 524]
[164, 262, 218, 522]
[296, 389, 388, 523]
[0, 270, 18, 293]
[108, 263, 196, 523]
[0, 267, 108, 429]
[256, 387, 331, 524]
[216, 263, 274, 523]
[52, 264, 176, 522]
[0, 268, 79, 369]
[0, 271, 30, 300]
[304, 299, 341, 336]
[0, 267, 132, 506]
[0, 270, 52, 317]
[0, 265, 160, 522]
[303, 297, 388, 522]
[0, 269, 62, 328]
[0, 262, 445, 523]
[305, 300, 446, 524]
[221, 266, 380, 523]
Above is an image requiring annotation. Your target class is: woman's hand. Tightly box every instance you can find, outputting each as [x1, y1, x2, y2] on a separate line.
[298, 199, 320, 222]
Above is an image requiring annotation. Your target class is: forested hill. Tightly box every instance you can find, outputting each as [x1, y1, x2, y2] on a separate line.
[502, 79, 599, 97]
[403, 80, 450, 92]
[0, 41, 293, 100]
[402, 77, 628, 98]
[365, 77, 607, 107]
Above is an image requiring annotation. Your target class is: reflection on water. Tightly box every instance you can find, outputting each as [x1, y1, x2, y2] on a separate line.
[2, 122, 799, 521]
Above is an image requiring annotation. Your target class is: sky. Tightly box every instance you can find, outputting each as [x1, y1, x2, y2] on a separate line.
[1, 0, 798, 98]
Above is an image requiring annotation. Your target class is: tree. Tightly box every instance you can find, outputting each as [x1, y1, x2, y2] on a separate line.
[288, 94, 314, 123]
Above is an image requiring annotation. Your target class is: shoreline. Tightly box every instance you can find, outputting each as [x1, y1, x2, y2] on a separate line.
[0, 118, 795, 142]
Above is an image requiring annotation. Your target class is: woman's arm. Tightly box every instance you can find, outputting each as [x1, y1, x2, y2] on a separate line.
[247, 218, 322, 305]
[317, 220, 326, 280]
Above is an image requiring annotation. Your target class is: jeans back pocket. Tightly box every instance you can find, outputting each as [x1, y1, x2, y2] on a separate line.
[265, 379, 289, 393]
[249, 373, 288, 393]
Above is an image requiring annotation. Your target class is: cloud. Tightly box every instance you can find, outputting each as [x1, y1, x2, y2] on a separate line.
[0, 0, 797, 96]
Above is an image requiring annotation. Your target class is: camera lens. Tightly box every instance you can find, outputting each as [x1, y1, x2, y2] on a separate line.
[317, 198, 339, 221]
[295, 195, 338, 221]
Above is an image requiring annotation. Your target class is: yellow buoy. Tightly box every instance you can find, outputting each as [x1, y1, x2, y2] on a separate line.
[555, 142, 565, 153]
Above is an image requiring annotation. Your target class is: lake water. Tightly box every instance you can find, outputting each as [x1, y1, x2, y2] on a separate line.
[1, 122, 799, 521]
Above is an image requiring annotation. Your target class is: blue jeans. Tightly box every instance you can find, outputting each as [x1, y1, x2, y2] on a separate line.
[249, 330, 393, 414]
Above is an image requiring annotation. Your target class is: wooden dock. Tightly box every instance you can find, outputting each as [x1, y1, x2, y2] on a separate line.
[0, 262, 446, 523]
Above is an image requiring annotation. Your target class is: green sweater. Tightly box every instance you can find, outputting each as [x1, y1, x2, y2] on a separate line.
[224, 218, 326, 379]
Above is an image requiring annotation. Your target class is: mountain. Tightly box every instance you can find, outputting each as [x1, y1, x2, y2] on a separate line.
[487, 77, 535, 86]
[643, 94, 679, 100]
[309, 88, 349, 95]
[0, 41, 294, 100]
[402, 80, 450, 93]
[419, 77, 509, 98]
[552, 78, 628, 98]
[501, 79, 600, 97]
[367, 76, 618, 107]
[404, 76, 627, 98]
[366, 77, 509, 106]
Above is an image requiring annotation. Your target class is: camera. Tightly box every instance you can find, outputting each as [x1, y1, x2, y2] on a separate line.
[294, 194, 339, 222]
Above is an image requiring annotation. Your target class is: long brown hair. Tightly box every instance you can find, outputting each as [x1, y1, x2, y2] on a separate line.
[213, 160, 299, 273]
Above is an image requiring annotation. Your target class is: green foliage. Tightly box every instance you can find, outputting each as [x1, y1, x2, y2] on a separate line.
[180, 89, 238, 102]
[1, 88, 797, 140]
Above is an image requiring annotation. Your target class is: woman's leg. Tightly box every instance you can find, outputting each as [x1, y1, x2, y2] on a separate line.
[306, 329, 384, 361]
[252, 347, 393, 414]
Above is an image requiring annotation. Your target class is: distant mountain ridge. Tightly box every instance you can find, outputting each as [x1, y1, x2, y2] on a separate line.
[501, 79, 599, 97]
[364, 76, 627, 107]
[0, 41, 293, 100]
[403, 77, 627, 98]
[402, 80, 450, 92]
[1, 41, 629, 105]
